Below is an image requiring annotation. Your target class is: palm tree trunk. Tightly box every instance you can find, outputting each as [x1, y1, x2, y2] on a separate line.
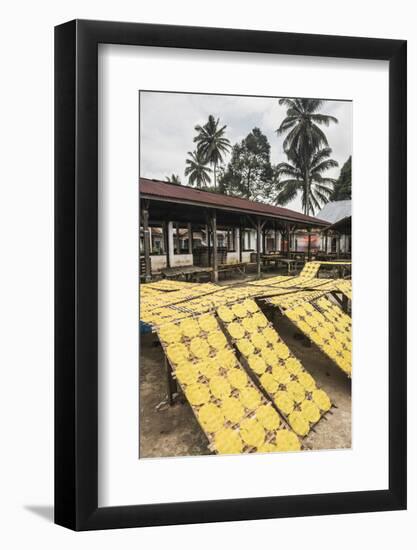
[213, 161, 217, 190]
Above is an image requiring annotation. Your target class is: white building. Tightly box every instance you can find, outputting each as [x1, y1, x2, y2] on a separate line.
[318, 200, 352, 256]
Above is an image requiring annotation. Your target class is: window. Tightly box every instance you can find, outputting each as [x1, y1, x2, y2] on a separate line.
[242, 229, 253, 251]
[217, 232, 225, 247]
[212, 227, 236, 252]
[149, 226, 165, 255]
[191, 226, 204, 249]
[226, 228, 236, 252]
[347, 235, 352, 253]
[264, 229, 277, 252]
[173, 223, 191, 255]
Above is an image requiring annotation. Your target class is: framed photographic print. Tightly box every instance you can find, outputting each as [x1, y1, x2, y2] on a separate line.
[55, 20, 407, 530]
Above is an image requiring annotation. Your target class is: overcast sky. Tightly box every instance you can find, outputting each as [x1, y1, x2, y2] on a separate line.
[140, 91, 352, 213]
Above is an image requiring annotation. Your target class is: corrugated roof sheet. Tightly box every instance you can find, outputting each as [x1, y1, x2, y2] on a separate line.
[140, 178, 329, 227]
[318, 200, 352, 224]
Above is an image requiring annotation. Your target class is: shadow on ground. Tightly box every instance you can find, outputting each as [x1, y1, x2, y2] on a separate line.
[24, 505, 54, 523]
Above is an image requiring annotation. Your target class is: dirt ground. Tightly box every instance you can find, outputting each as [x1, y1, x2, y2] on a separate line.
[139, 272, 351, 458]
[139, 332, 210, 458]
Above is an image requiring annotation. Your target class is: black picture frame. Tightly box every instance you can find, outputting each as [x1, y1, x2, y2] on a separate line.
[55, 19, 407, 531]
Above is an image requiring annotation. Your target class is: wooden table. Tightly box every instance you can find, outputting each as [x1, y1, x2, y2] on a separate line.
[318, 262, 351, 279]
[261, 254, 283, 270]
[276, 258, 303, 274]
[218, 262, 248, 279]
[161, 265, 213, 282]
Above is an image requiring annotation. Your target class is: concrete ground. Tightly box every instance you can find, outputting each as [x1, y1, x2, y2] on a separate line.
[139, 270, 351, 458]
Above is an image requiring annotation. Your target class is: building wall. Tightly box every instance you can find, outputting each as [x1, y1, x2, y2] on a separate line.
[150, 255, 167, 272]
[241, 251, 253, 263]
[225, 228, 240, 264]
[170, 254, 193, 267]
[320, 233, 351, 253]
[147, 225, 286, 271]
[230, 228, 283, 263]
[167, 222, 193, 268]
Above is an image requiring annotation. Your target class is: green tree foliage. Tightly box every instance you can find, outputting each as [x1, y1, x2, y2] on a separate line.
[165, 174, 182, 184]
[276, 98, 338, 213]
[218, 128, 274, 200]
[184, 150, 212, 188]
[274, 147, 338, 215]
[331, 156, 351, 200]
[194, 115, 231, 189]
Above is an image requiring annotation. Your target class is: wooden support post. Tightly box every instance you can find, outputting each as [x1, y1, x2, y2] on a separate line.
[256, 218, 262, 279]
[239, 226, 243, 263]
[324, 231, 328, 254]
[206, 222, 211, 266]
[165, 356, 177, 406]
[211, 211, 218, 282]
[280, 229, 285, 253]
[142, 205, 152, 282]
[332, 291, 348, 313]
[188, 223, 192, 254]
[274, 224, 279, 252]
[262, 227, 266, 254]
[175, 222, 180, 253]
[246, 215, 266, 279]
[307, 228, 312, 261]
[163, 221, 171, 268]
[332, 292, 342, 307]
[148, 226, 153, 254]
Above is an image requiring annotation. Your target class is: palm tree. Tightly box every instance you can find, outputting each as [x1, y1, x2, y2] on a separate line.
[184, 150, 212, 188]
[166, 174, 181, 184]
[276, 98, 338, 213]
[194, 115, 231, 189]
[274, 147, 338, 215]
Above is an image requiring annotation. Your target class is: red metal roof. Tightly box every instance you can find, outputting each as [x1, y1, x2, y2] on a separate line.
[140, 178, 329, 227]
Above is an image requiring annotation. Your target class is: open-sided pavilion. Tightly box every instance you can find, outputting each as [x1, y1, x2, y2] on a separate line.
[140, 178, 329, 282]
